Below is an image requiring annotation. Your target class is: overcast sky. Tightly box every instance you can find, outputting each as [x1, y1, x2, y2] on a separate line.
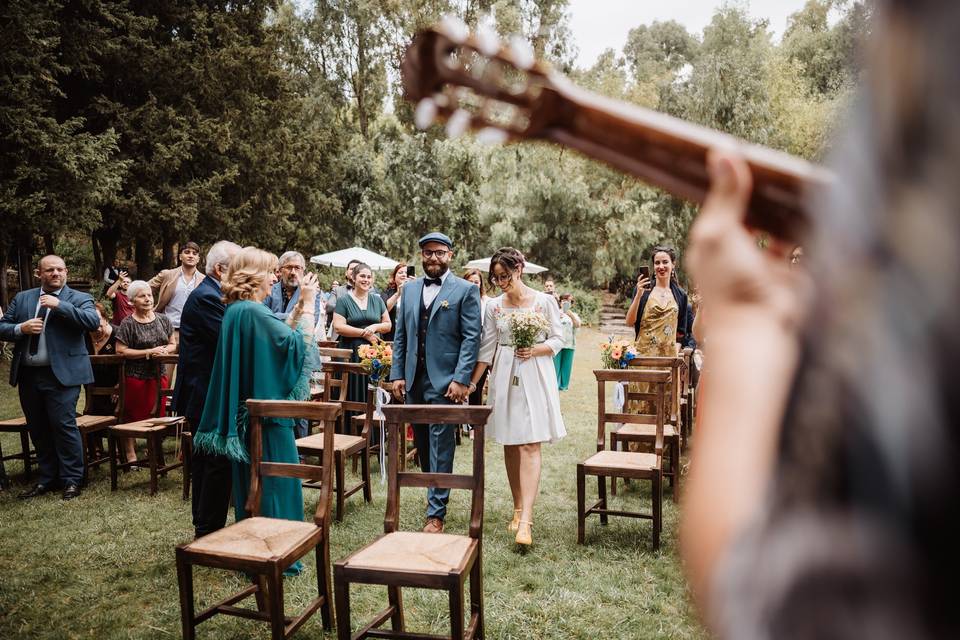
[567, 0, 812, 68]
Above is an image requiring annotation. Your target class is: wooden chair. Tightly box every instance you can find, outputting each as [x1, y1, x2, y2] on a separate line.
[334, 404, 492, 640]
[577, 369, 670, 550]
[176, 400, 340, 640]
[611, 356, 684, 500]
[79, 354, 125, 481]
[297, 362, 374, 522]
[0, 417, 35, 482]
[108, 354, 187, 495]
[318, 340, 339, 349]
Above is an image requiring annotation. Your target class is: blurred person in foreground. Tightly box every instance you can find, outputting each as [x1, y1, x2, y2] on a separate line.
[682, 2, 960, 638]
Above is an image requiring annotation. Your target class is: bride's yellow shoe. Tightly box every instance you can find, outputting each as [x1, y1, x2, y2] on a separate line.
[508, 509, 522, 532]
[515, 521, 533, 546]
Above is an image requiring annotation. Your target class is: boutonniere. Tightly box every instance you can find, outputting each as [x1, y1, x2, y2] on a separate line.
[440, 300, 450, 309]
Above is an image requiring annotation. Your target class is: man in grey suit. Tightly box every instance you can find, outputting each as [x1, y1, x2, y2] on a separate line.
[0, 255, 100, 500]
[391, 232, 481, 533]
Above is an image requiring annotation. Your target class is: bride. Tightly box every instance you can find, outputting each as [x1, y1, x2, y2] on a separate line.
[469, 247, 566, 547]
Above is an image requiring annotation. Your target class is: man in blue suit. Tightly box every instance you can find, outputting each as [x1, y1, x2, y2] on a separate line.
[174, 240, 240, 537]
[0, 255, 99, 500]
[262, 250, 323, 439]
[391, 232, 481, 533]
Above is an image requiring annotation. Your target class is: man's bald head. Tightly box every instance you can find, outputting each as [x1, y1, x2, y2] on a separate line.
[36, 255, 67, 292]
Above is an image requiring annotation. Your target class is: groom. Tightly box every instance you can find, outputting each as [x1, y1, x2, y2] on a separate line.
[391, 232, 481, 533]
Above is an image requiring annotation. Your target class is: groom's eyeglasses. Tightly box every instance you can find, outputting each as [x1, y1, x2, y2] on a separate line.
[421, 249, 449, 259]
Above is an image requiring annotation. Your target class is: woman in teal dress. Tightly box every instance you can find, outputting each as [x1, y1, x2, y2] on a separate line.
[331, 262, 391, 435]
[193, 247, 319, 574]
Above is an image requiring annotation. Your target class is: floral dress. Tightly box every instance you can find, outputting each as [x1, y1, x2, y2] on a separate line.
[629, 291, 679, 416]
[478, 291, 567, 445]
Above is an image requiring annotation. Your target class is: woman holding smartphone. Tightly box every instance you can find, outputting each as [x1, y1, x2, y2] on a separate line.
[554, 293, 581, 391]
[381, 263, 409, 342]
[625, 246, 695, 356]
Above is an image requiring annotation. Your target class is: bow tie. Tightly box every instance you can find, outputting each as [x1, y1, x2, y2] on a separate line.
[424, 277, 442, 287]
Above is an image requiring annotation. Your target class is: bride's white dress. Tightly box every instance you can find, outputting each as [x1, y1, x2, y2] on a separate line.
[478, 291, 567, 445]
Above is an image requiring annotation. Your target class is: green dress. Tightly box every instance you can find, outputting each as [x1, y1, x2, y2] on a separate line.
[334, 293, 387, 435]
[193, 301, 317, 566]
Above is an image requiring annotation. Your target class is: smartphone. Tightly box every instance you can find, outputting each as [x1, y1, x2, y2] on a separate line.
[562, 300, 571, 312]
[638, 266, 650, 281]
[406, 265, 416, 278]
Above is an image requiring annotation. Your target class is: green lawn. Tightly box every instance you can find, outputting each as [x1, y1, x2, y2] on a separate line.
[0, 330, 704, 639]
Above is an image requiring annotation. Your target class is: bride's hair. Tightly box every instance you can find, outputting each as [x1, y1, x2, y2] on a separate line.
[487, 247, 525, 287]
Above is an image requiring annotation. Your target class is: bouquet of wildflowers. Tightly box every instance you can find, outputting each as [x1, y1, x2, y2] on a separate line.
[358, 343, 393, 385]
[599, 338, 637, 369]
[507, 310, 549, 385]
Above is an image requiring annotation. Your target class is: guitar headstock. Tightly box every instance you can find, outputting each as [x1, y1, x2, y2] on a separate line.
[401, 16, 560, 143]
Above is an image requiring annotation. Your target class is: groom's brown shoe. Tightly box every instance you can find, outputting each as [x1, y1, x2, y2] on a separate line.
[422, 517, 444, 533]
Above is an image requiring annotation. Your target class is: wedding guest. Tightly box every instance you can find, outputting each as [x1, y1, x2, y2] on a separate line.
[625, 246, 695, 354]
[115, 280, 177, 464]
[470, 247, 566, 546]
[462, 268, 491, 406]
[174, 240, 240, 538]
[103, 258, 122, 286]
[263, 250, 327, 395]
[554, 293, 581, 391]
[193, 247, 319, 574]
[105, 269, 133, 326]
[391, 232, 480, 533]
[682, 3, 960, 637]
[0, 255, 99, 500]
[543, 278, 560, 305]
[381, 262, 408, 342]
[148, 241, 205, 328]
[85, 303, 120, 414]
[325, 259, 360, 338]
[333, 262, 390, 433]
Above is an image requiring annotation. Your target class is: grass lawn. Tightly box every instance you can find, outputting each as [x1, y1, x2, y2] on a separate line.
[0, 329, 704, 639]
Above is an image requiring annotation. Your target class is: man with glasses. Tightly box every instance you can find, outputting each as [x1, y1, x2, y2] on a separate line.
[390, 232, 481, 533]
[264, 251, 323, 323]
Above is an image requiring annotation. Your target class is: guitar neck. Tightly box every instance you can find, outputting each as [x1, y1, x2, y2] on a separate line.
[532, 76, 833, 240]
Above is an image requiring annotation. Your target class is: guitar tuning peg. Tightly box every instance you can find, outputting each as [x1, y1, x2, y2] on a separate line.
[509, 36, 535, 70]
[439, 15, 469, 44]
[414, 98, 438, 130]
[475, 23, 500, 57]
[476, 127, 509, 146]
[445, 109, 472, 139]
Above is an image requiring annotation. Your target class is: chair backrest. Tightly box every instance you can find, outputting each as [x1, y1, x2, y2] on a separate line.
[321, 360, 376, 436]
[85, 354, 125, 418]
[317, 340, 339, 349]
[151, 354, 179, 417]
[318, 347, 353, 361]
[625, 356, 683, 422]
[381, 404, 492, 539]
[245, 400, 341, 526]
[594, 369, 670, 454]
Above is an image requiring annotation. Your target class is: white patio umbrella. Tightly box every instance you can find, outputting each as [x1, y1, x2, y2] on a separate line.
[464, 257, 549, 274]
[309, 247, 398, 271]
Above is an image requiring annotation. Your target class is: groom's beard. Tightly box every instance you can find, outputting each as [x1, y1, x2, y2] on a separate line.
[422, 261, 448, 279]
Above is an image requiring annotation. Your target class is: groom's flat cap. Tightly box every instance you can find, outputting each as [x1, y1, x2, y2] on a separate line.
[418, 232, 453, 249]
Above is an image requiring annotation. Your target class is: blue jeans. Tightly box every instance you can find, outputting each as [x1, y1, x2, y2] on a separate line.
[408, 372, 456, 521]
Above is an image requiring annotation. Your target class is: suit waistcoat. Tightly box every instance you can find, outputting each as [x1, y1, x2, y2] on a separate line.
[416, 295, 434, 374]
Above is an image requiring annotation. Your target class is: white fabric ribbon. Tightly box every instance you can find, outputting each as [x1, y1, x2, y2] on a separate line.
[374, 385, 391, 485]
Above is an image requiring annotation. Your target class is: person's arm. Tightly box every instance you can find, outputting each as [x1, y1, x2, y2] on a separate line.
[382, 287, 402, 313]
[470, 297, 498, 388]
[680, 150, 809, 617]
[390, 297, 408, 396]
[625, 277, 648, 327]
[50, 292, 100, 332]
[0, 293, 30, 341]
[567, 309, 582, 328]
[106, 277, 123, 299]
[147, 270, 166, 300]
[453, 286, 481, 388]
